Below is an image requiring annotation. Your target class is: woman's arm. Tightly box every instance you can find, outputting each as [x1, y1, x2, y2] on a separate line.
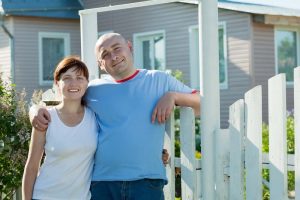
[22, 128, 46, 200]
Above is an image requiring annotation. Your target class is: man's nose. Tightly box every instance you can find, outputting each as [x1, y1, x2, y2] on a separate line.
[111, 52, 119, 60]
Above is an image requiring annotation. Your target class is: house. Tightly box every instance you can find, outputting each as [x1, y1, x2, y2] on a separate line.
[0, 0, 83, 99]
[1, 0, 299, 127]
[81, 0, 300, 127]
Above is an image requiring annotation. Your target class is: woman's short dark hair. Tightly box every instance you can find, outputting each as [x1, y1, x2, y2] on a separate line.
[54, 56, 89, 83]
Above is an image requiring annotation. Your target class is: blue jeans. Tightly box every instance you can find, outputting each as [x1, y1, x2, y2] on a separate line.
[90, 179, 166, 200]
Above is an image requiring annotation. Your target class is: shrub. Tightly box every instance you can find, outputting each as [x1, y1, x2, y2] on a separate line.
[0, 77, 31, 199]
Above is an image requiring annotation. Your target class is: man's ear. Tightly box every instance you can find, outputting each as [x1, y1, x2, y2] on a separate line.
[127, 41, 133, 52]
[97, 61, 105, 71]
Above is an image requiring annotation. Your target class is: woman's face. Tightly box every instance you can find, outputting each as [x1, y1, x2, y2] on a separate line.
[56, 66, 88, 102]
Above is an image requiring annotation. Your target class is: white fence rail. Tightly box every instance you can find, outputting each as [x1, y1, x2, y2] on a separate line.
[165, 68, 299, 200]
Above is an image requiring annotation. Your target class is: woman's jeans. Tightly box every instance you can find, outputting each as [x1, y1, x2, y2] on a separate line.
[90, 178, 166, 200]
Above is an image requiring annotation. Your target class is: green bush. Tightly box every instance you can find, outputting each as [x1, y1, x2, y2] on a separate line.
[262, 114, 295, 199]
[0, 77, 31, 199]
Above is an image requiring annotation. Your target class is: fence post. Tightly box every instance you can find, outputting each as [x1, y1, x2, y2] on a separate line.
[215, 129, 230, 200]
[164, 110, 175, 200]
[294, 67, 300, 200]
[244, 86, 262, 200]
[229, 99, 245, 200]
[180, 107, 196, 200]
[268, 74, 287, 200]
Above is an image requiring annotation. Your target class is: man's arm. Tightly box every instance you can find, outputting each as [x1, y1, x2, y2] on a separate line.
[152, 91, 200, 124]
[29, 105, 51, 131]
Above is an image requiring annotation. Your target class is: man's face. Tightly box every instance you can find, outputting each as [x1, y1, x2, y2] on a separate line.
[96, 35, 135, 80]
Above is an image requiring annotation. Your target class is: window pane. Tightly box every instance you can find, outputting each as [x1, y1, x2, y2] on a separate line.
[142, 40, 151, 70]
[154, 35, 165, 70]
[194, 27, 226, 85]
[42, 38, 65, 81]
[276, 30, 297, 82]
[219, 28, 225, 84]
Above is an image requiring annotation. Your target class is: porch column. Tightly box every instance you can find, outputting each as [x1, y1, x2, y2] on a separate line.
[198, 0, 220, 199]
[80, 12, 99, 80]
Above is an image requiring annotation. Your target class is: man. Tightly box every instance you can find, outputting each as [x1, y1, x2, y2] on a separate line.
[32, 33, 200, 200]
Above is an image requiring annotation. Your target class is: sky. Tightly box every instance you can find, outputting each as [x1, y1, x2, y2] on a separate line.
[230, 0, 300, 9]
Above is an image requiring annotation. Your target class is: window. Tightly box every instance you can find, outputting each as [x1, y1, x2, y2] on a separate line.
[39, 32, 70, 85]
[133, 31, 166, 70]
[189, 22, 228, 89]
[275, 28, 299, 84]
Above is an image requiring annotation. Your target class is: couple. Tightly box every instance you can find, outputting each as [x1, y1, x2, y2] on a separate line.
[22, 33, 200, 200]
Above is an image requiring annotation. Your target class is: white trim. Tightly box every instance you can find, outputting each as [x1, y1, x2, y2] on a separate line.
[189, 25, 199, 89]
[189, 22, 228, 89]
[274, 26, 300, 87]
[219, 21, 228, 90]
[133, 30, 166, 70]
[38, 32, 70, 86]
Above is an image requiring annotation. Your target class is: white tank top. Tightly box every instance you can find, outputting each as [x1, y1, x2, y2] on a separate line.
[32, 107, 98, 200]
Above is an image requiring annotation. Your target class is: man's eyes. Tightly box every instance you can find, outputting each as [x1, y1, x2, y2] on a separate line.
[102, 54, 108, 59]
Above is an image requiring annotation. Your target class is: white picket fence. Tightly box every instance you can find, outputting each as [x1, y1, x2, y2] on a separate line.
[164, 67, 300, 200]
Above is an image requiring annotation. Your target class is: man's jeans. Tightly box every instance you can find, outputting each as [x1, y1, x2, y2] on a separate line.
[90, 179, 166, 200]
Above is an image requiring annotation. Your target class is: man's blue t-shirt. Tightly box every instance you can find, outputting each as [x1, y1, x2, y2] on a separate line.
[85, 69, 194, 181]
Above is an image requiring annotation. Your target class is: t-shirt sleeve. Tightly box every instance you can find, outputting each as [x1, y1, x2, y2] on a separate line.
[166, 73, 197, 94]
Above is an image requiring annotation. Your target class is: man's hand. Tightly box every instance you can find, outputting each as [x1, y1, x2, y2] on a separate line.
[29, 106, 51, 131]
[162, 149, 169, 166]
[151, 92, 176, 124]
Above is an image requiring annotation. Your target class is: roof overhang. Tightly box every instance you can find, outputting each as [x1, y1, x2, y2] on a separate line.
[179, 0, 300, 17]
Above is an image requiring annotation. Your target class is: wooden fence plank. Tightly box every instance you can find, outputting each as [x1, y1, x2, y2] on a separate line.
[294, 67, 300, 200]
[180, 107, 196, 200]
[268, 74, 288, 200]
[229, 99, 245, 200]
[216, 129, 230, 200]
[245, 86, 262, 200]
[164, 111, 175, 200]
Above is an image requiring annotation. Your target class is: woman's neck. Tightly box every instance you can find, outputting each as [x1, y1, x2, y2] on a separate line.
[55, 100, 85, 127]
[55, 100, 84, 114]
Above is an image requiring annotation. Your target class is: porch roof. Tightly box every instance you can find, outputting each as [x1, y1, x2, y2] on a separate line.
[180, 0, 300, 17]
[0, 0, 83, 19]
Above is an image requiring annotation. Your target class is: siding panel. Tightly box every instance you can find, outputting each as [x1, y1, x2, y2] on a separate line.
[253, 22, 293, 123]
[0, 18, 13, 81]
[13, 16, 80, 99]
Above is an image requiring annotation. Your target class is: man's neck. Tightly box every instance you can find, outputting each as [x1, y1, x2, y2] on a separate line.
[115, 69, 139, 83]
[114, 68, 138, 82]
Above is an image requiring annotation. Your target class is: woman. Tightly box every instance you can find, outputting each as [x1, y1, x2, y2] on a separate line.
[22, 56, 98, 200]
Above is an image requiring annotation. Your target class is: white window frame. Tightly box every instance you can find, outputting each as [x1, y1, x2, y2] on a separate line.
[133, 30, 166, 70]
[38, 32, 70, 86]
[274, 26, 300, 87]
[189, 22, 228, 90]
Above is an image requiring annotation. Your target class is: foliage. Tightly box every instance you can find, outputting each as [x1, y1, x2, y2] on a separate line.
[262, 114, 295, 199]
[0, 77, 31, 199]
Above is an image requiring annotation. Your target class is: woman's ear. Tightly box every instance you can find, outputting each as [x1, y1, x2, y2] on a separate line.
[53, 82, 62, 102]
